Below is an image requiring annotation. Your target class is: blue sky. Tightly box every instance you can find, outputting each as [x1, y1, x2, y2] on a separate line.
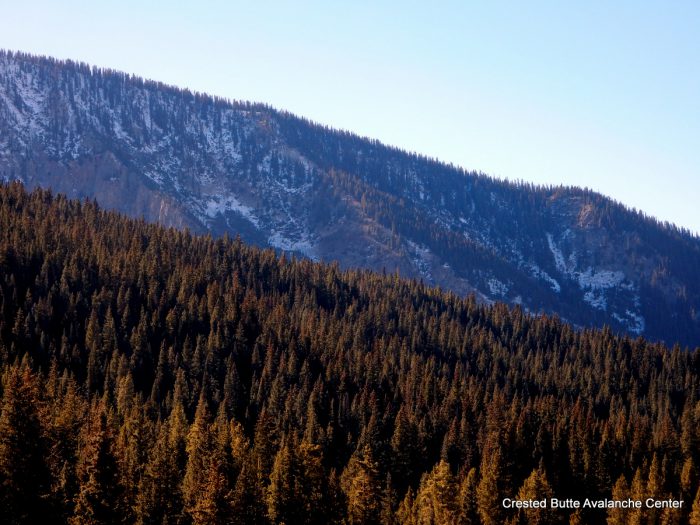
[2, 1, 698, 233]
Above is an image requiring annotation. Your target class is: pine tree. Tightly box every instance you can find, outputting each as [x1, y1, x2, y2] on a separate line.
[45, 374, 86, 522]
[190, 460, 232, 525]
[229, 420, 249, 476]
[680, 457, 695, 503]
[458, 467, 479, 525]
[646, 454, 662, 525]
[515, 465, 554, 525]
[659, 502, 681, 525]
[0, 367, 53, 524]
[230, 456, 267, 525]
[607, 474, 628, 525]
[136, 420, 184, 524]
[295, 441, 328, 524]
[568, 510, 584, 525]
[183, 394, 212, 519]
[396, 488, 417, 525]
[414, 460, 459, 524]
[379, 474, 397, 525]
[690, 487, 700, 525]
[70, 406, 123, 525]
[391, 407, 419, 492]
[84, 308, 103, 394]
[266, 442, 296, 523]
[116, 400, 151, 523]
[342, 445, 382, 525]
[477, 444, 505, 525]
[628, 467, 645, 525]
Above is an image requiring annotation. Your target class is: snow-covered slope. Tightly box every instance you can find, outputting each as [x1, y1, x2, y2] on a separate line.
[2, 50, 699, 347]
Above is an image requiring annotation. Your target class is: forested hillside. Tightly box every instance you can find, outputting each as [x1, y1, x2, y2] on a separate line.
[2, 50, 700, 347]
[1, 182, 699, 524]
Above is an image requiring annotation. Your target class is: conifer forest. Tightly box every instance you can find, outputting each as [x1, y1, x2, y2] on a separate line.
[1, 182, 699, 524]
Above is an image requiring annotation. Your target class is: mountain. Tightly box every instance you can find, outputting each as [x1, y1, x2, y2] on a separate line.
[1, 50, 699, 347]
[1, 183, 698, 524]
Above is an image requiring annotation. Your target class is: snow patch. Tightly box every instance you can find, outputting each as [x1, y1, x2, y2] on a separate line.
[487, 278, 508, 297]
[202, 194, 259, 227]
[612, 310, 646, 335]
[528, 262, 561, 293]
[406, 240, 433, 282]
[577, 268, 625, 290]
[546, 232, 570, 274]
[143, 170, 165, 185]
[547, 233, 625, 290]
[547, 232, 639, 313]
[268, 231, 317, 260]
[583, 290, 607, 310]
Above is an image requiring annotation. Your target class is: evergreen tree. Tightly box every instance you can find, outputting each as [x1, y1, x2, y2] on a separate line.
[136, 420, 184, 524]
[414, 460, 459, 525]
[379, 474, 397, 525]
[607, 474, 628, 525]
[342, 445, 382, 525]
[680, 457, 696, 503]
[295, 441, 328, 524]
[458, 467, 479, 525]
[515, 465, 554, 525]
[190, 460, 232, 525]
[628, 468, 645, 525]
[646, 454, 663, 525]
[0, 367, 53, 524]
[396, 488, 417, 525]
[70, 406, 123, 525]
[183, 394, 212, 519]
[477, 445, 505, 525]
[266, 442, 296, 523]
[690, 487, 700, 525]
[568, 510, 584, 525]
[230, 456, 267, 525]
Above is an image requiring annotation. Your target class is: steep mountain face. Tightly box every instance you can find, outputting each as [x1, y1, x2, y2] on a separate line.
[1, 50, 699, 347]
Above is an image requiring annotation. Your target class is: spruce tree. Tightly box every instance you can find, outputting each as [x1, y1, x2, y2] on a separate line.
[607, 474, 628, 525]
[183, 393, 212, 519]
[690, 487, 700, 525]
[266, 442, 296, 524]
[414, 459, 459, 524]
[342, 445, 382, 525]
[458, 467, 479, 525]
[0, 367, 53, 524]
[515, 465, 554, 525]
[71, 406, 122, 525]
[230, 456, 267, 525]
[477, 444, 505, 525]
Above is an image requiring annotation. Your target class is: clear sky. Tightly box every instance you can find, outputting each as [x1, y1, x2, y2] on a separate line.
[2, 1, 698, 233]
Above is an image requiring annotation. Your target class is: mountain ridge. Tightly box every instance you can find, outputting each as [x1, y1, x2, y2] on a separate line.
[1, 49, 699, 347]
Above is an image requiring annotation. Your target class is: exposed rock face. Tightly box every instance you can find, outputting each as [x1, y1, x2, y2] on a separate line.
[18, 151, 196, 230]
[1, 50, 699, 346]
